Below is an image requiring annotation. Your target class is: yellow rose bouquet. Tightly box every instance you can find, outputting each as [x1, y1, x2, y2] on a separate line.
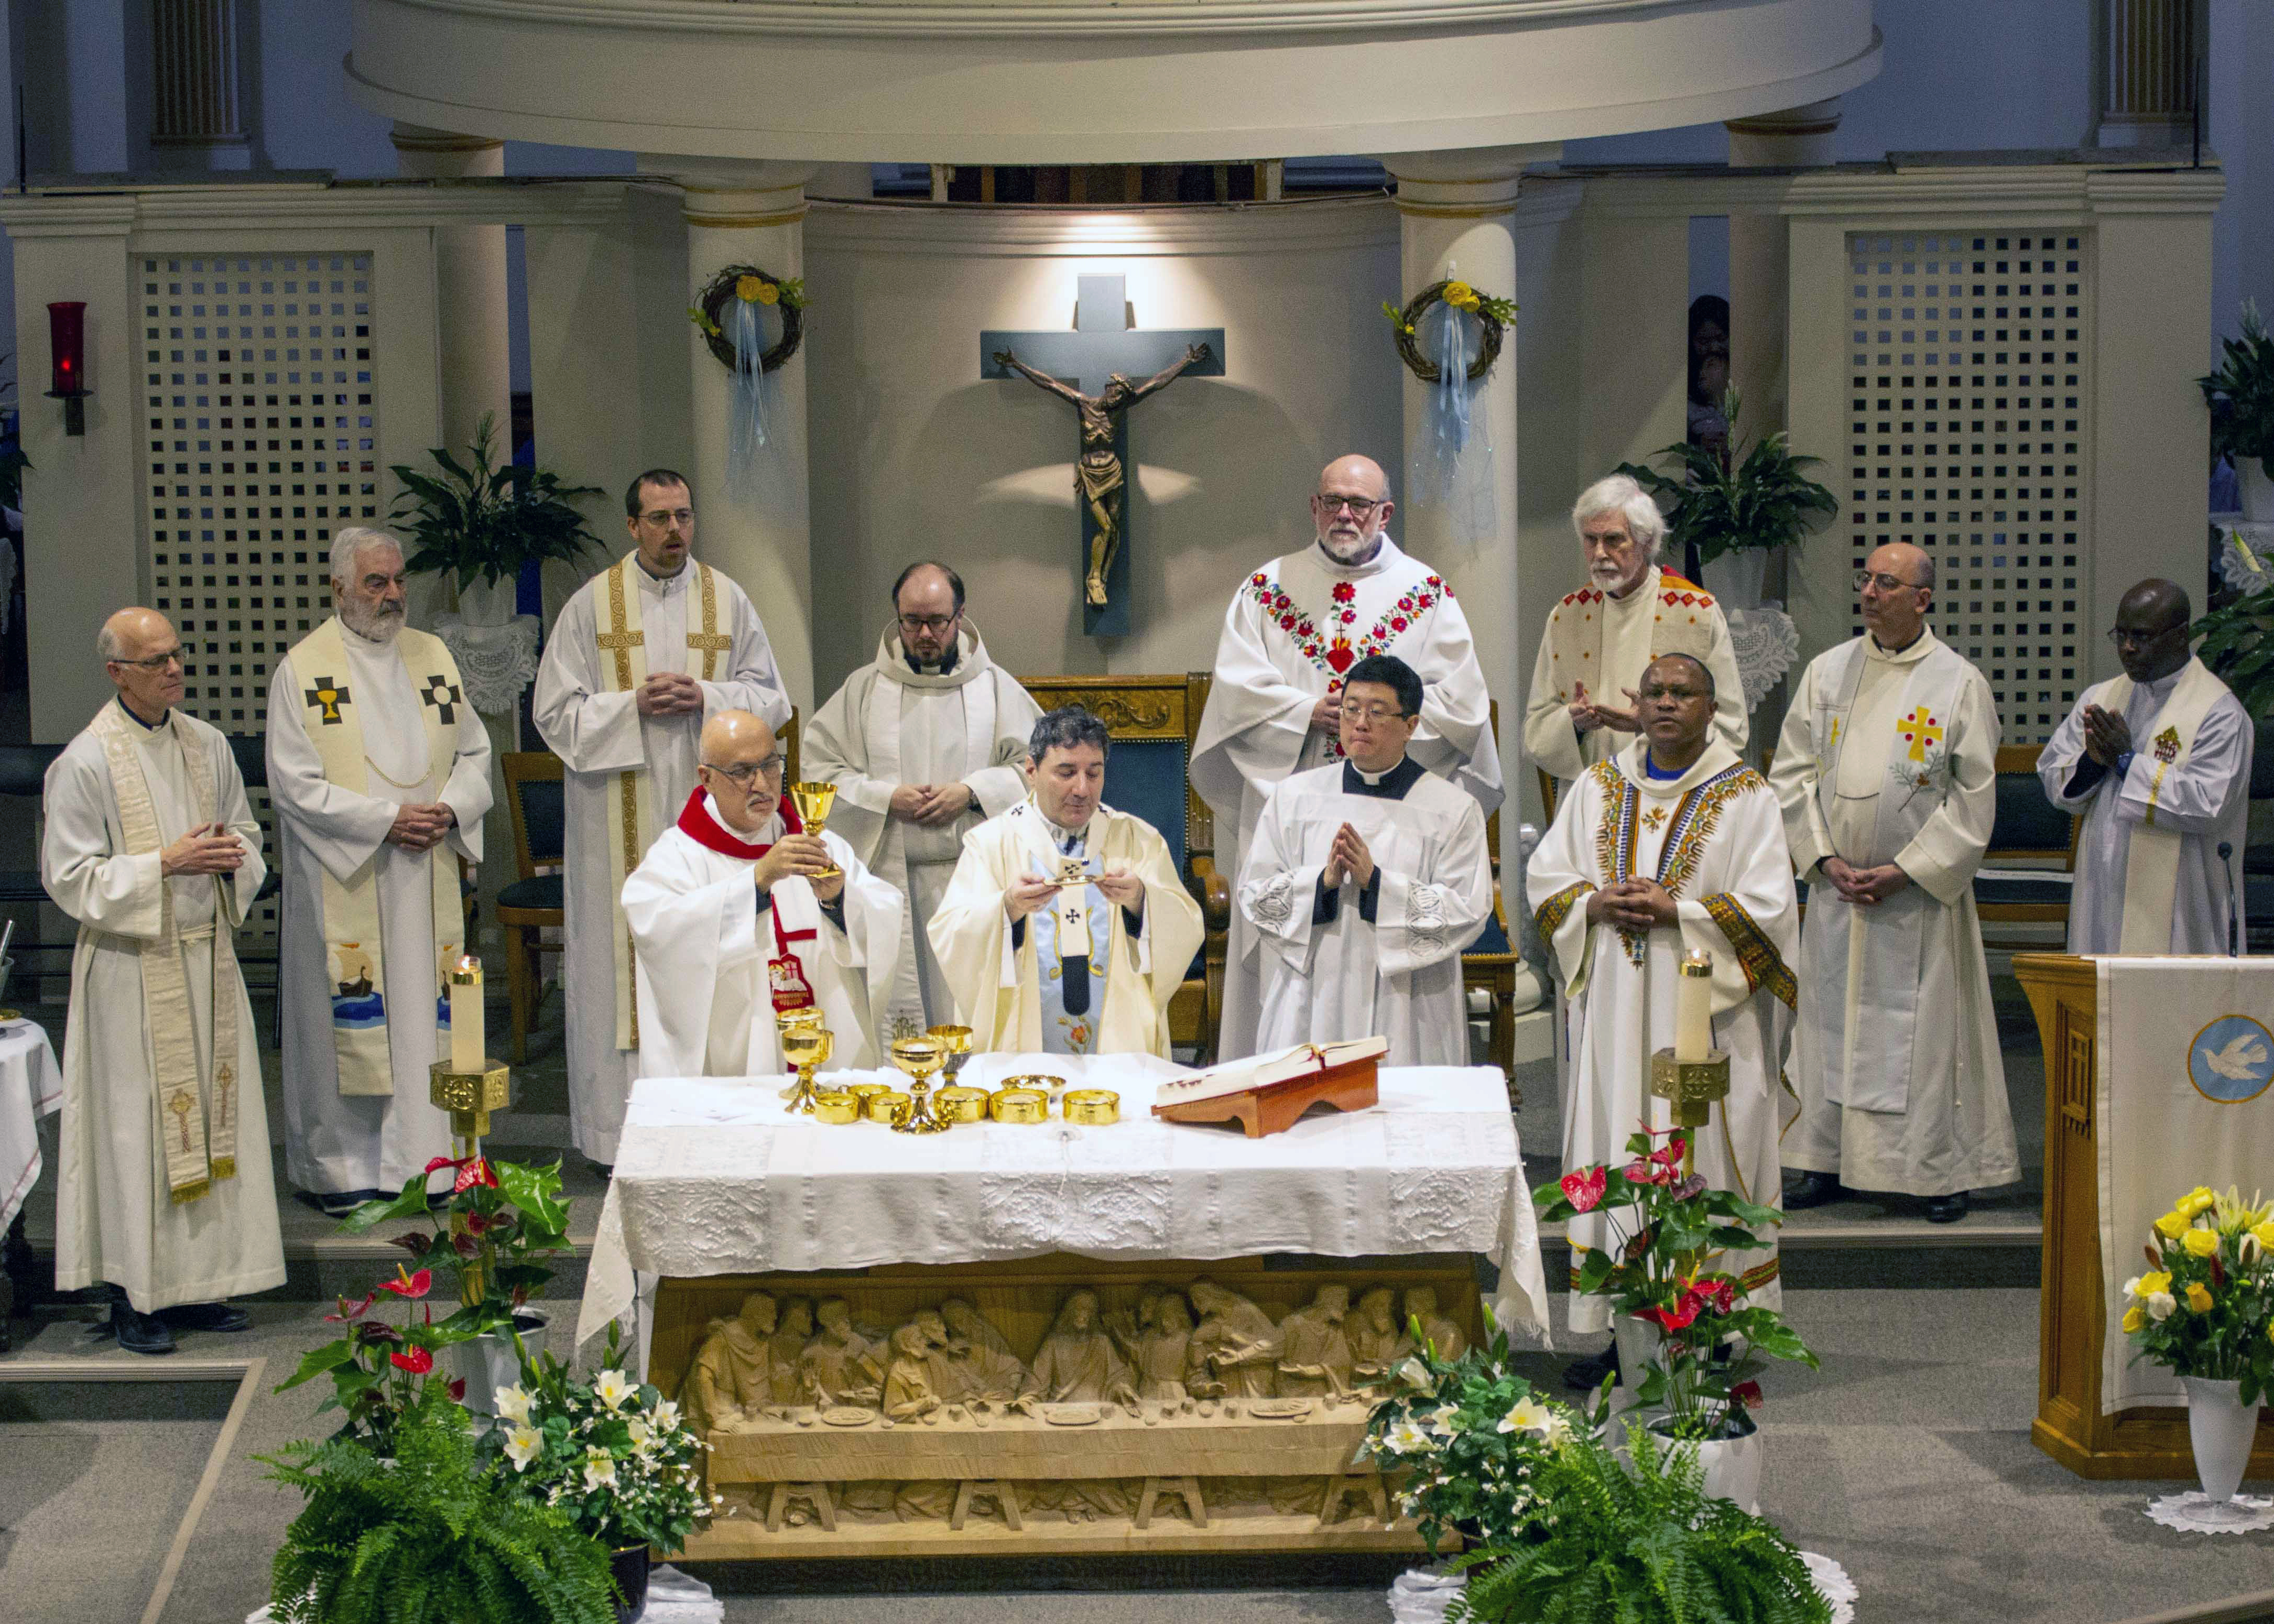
[2123, 1184, 2274, 1401]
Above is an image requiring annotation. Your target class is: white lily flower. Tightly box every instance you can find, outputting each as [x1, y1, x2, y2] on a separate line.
[627, 1415, 656, 1454]
[651, 1399, 681, 1433]
[503, 1423, 543, 1471]
[1497, 1397, 1555, 1437]
[1393, 1356, 1432, 1391]
[1384, 1418, 1432, 1454]
[594, 1369, 634, 1411]
[2148, 1291, 2178, 1322]
[1424, 1404, 1463, 1436]
[582, 1447, 618, 1491]
[494, 1384, 534, 1425]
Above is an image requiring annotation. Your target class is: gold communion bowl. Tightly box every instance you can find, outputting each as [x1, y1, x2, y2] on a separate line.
[812, 1091, 862, 1125]
[988, 1087, 1049, 1124]
[934, 1085, 989, 1123]
[863, 1089, 911, 1124]
[1062, 1088, 1120, 1126]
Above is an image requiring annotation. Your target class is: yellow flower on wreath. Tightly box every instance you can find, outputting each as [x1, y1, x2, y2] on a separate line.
[2187, 1281, 2215, 1313]
[1443, 280, 1477, 311]
[755, 280, 781, 306]
[734, 274, 766, 303]
[2183, 1226, 2222, 1259]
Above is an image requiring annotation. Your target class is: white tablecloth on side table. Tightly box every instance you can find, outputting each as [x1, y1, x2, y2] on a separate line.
[0, 1020, 63, 1230]
[574, 1054, 1549, 1363]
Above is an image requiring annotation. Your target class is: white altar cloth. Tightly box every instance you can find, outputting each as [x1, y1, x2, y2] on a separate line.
[0, 1019, 61, 1230]
[573, 1055, 1549, 1364]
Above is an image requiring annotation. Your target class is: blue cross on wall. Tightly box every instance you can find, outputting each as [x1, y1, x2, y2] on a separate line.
[982, 275, 1225, 637]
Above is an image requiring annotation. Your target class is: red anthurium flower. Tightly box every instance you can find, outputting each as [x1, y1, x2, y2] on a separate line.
[1560, 1167, 1607, 1213]
[448, 1378, 467, 1403]
[454, 1158, 498, 1194]
[1637, 1297, 1701, 1334]
[423, 1155, 459, 1176]
[357, 1321, 401, 1346]
[376, 1267, 433, 1300]
[390, 1346, 434, 1375]
[1685, 1277, 1736, 1316]
[1623, 1159, 1672, 1186]
[1729, 1380, 1764, 1411]
[325, 1290, 376, 1324]
[463, 1212, 491, 1237]
[1658, 1137, 1687, 1169]
[453, 1233, 481, 1259]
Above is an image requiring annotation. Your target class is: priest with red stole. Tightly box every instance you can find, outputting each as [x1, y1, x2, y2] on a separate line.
[621, 710, 904, 1078]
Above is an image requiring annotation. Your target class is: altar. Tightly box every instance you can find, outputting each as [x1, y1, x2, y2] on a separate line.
[574, 1055, 1547, 1558]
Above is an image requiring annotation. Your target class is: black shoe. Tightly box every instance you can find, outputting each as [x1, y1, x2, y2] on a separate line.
[159, 1301, 251, 1334]
[1783, 1171, 1844, 1209]
[1562, 1344, 1620, 1392]
[1924, 1191, 1970, 1224]
[586, 1160, 614, 1183]
[313, 1188, 384, 1219]
[108, 1301, 177, 1356]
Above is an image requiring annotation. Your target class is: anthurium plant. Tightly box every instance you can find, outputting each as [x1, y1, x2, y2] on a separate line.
[342, 1154, 572, 1332]
[2123, 1184, 2274, 1400]
[275, 1265, 479, 1451]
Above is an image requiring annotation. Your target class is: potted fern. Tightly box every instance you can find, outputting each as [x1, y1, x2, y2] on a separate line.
[390, 411, 606, 625]
[1615, 388, 1840, 609]
[2202, 302, 2274, 521]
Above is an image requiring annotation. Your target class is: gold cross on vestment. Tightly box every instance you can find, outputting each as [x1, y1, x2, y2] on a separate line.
[214, 1062, 234, 1129]
[167, 1088, 195, 1152]
[594, 629, 645, 651]
[1898, 707, 1944, 762]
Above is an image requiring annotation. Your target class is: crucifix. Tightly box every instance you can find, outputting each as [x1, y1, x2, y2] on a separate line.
[983, 275, 1225, 636]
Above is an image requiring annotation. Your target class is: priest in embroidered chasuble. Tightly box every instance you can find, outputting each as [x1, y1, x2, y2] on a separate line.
[534, 471, 788, 1162]
[267, 530, 493, 1209]
[802, 564, 1040, 1038]
[2039, 577, 2254, 955]
[1192, 455, 1500, 1063]
[622, 711, 904, 1078]
[1236, 656, 1493, 1066]
[1770, 545, 2016, 1221]
[43, 608, 285, 1353]
[1522, 474, 1746, 789]
[931, 705, 1206, 1058]
[1527, 654, 1798, 1335]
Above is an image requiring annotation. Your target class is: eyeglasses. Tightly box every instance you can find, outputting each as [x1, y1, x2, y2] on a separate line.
[638, 508, 695, 528]
[701, 755, 785, 785]
[112, 646, 189, 671]
[2107, 624, 2183, 649]
[1854, 571, 1924, 594]
[898, 613, 958, 636]
[1340, 702, 1409, 724]
[1314, 494, 1383, 518]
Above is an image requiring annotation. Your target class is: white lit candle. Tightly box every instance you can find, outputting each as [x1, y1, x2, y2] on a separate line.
[1675, 949, 1713, 1063]
[450, 956, 483, 1074]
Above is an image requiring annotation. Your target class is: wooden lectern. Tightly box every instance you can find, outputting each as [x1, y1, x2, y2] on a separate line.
[2016, 953, 2274, 1477]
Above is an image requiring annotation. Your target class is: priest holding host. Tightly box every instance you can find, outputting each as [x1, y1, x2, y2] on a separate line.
[1770, 544, 2017, 1225]
[1524, 474, 1747, 791]
[1234, 654, 1494, 1066]
[1192, 453, 1500, 1064]
[2040, 577, 2254, 956]
[802, 562, 1041, 1038]
[931, 705, 1205, 1057]
[266, 528, 492, 1217]
[621, 710, 904, 1080]
[42, 608, 286, 1355]
[533, 468, 790, 1165]
[1528, 652, 1798, 1371]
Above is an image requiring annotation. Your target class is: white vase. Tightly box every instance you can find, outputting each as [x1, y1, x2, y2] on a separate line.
[1692, 1413, 1764, 1514]
[456, 573, 519, 628]
[2242, 462, 2274, 524]
[1700, 548, 1769, 609]
[2182, 1375, 2259, 1508]
[1608, 1314, 1663, 1420]
[441, 1309, 548, 1416]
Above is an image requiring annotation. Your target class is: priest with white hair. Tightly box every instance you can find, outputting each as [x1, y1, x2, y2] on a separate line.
[266, 527, 492, 1215]
[1524, 473, 1747, 791]
[534, 468, 789, 1164]
[621, 709, 905, 1078]
[42, 607, 286, 1354]
[1192, 453, 1501, 1062]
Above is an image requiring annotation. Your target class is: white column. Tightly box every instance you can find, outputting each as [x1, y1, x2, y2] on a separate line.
[1724, 99, 1842, 441]
[2094, 0, 2201, 149]
[1381, 145, 1557, 787]
[390, 123, 513, 457]
[663, 161, 819, 713]
[149, 0, 249, 171]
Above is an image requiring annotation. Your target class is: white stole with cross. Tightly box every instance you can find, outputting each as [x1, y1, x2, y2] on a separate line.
[2096, 657, 2234, 953]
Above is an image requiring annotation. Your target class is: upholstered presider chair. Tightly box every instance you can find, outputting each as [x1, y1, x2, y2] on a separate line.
[1973, 742, 2080, 952]
[497, 751, 566, 1063]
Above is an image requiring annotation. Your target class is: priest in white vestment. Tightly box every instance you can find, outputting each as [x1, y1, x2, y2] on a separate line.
[534, 469, 789, 1163]
[1522, 474, 1746, 792]
[267, 529, 493, 1213]
[1236, 655, 1493, 1065]
[1770, 546, 2017, 1223]
[931, 705, 1206, 1057]
[801, 562, 1040, 1038]
[43, 608, 285, 1354]
[1527, 653, 1798, 1350]
[2040, 578, 2254, 955]
[622, 711, 904, 1078]
[1191, 454, 1501, 1061]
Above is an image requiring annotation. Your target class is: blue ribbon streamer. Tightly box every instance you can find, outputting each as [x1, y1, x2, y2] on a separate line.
[1411, 299, 1497, 545]
[727, 295, 769, 499]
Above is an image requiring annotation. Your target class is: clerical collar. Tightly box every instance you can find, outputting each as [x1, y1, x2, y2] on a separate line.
[115, 693, 169, 732]
[1642, 748, 1696, 781]
[1040, 810, 1091, 847]
[1870, 626, 1931, 657]
[678, 787, 802, 858]
[634, 555, 689, 589]
[905, 642, 960, 676]
[1310, 535, 1396, 580]
[1341, 755, 1424, 799]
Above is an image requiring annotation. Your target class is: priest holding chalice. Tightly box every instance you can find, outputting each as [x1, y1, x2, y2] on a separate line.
[620, 710, 905, 1080]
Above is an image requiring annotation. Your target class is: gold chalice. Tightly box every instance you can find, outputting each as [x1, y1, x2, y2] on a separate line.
[775, 1005, 825, 1101]
[888, 1036, 951, 1135]
[788, 781, 842, 881]
[926, 1024, 973, 1082]
[779, 1017, 833, 1115]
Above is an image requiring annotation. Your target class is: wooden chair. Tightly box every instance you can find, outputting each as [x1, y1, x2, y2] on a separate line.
[1463, 702, 1525, 1096]
[1017, 674, 1224, 1061]
[1974, 742, 2080, 952]
[496, 751, 567, 1063]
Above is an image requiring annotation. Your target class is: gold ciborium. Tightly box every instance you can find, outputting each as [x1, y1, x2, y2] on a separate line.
[788, 781, 842, 880]
[888, 1036, 951, 1135]
[926, 1023, 973, 1083]
[779, 1016, 834, 1115]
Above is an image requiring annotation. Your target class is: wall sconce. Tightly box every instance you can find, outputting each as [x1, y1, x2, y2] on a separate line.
[46, 301, 89, 435]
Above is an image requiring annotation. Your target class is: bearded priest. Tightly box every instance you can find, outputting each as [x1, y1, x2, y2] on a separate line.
[1191, 454, 1501, 1062]
[621, 710, 903, 1080]
[1235, 655, 1494, 1065]
[1527, 653, 1799, 1363]
[930, 705, 1206, 1057]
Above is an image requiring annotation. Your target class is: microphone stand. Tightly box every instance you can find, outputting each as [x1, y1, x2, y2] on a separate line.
[2219, 841, 2241, 957]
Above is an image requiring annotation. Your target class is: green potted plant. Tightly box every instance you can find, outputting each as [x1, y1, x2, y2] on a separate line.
[2190, 564, 2274, 721]
[2201, 302, 2274, 520]
[275, 1263, 480, 1453]
[1615, 387, 1840, 608]
[1445, 1421, 1831, 1623]
[263, 1381, 618, 1624]
[390, 411, 606, 625]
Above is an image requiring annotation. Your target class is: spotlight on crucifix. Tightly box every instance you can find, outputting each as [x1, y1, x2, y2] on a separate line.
[982, 275, 1225, 636]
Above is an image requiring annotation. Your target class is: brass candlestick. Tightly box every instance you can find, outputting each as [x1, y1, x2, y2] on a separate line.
[888, 1036, 951, 1135]
[779, 1017, 834, 1115]
[1649, 1049, 1731, 1180]
[429, 1054, 510, 1305]
[788, 781, 842, 880]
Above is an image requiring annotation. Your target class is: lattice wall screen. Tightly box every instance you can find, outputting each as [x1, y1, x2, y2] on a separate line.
[140, 251, 385, 950]
[1845, 231, 2091, 743]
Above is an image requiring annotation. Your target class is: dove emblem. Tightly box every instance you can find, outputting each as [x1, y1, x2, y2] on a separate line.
[2189, 1016, 2274, 1103]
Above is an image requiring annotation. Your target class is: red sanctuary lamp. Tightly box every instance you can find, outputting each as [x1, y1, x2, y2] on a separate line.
[46, 301, 88, 435]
